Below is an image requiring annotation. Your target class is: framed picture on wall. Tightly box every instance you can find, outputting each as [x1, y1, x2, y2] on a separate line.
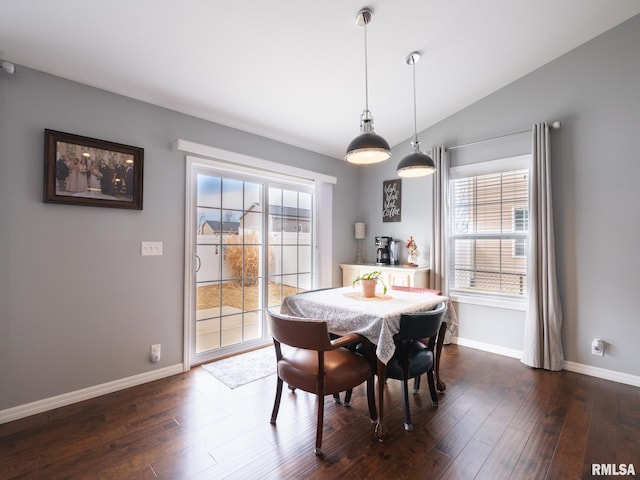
[382, 178, 401, 222]
[43, 129, 144, 210]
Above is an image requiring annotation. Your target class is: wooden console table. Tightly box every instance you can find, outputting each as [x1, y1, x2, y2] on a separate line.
[340, 263, 430, 289]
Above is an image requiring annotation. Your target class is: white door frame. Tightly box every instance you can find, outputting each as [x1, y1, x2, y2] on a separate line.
[178, 140, 336, 370]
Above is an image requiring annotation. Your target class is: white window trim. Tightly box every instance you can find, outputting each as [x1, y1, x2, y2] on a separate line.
[451, 293, 528, 311]
[174, 139, 337, 185]
[450, 154, 529, 179]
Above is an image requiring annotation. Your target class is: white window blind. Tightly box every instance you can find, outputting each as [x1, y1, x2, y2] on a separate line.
[449, 159, 529, 298]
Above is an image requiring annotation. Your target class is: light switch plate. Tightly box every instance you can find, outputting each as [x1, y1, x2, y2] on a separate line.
[141, 241, 163, 256]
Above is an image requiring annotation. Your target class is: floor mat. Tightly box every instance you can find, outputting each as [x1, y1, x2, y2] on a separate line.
[201, 347, 276, 388]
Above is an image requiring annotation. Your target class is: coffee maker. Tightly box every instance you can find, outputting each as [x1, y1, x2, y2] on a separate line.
[375, 236, 391, 265]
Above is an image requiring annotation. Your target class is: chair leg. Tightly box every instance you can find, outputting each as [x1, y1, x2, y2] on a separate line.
[413, 374, 421, 393]
[333, 393, 342, 404]
[314, 394, 325, 455]
[270, 377, 284, 424]
[366, 378, 377, 422]
[427, 369, 439, 407]
[401, 378, 413, 431]
[344, 389, 353, 406]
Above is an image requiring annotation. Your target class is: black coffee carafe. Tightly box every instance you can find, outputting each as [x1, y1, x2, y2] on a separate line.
[375, 236, 391, 265]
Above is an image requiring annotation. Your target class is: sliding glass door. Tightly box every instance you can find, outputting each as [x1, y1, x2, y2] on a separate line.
[188, 162, 314, 365]
[266, 186, 313, 309]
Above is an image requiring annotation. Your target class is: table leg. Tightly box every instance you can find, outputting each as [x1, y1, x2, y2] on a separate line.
[435, 322, 447, 392]
[374, 359, 386, 441]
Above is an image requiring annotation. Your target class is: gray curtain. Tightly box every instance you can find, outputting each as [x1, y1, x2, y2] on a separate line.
[429, 146, 457, 342]
[429, 146, 448, 293]
[521, 123, 564, 371]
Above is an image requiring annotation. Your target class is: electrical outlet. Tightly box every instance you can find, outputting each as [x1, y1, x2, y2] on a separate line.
[150, 344, 161, 362]
[591, 339, 604, 356]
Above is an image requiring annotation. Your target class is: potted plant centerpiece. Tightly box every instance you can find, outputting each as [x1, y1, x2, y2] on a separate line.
[352, 271, 388, 298]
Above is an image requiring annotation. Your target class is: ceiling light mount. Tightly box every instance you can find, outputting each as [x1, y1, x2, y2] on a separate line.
[396, 51, 436, 178]
[356, 8, 372, 27]
[345, 8, 391, 165]
[1, 60, 15, 75]
[406, 51, 420, 66]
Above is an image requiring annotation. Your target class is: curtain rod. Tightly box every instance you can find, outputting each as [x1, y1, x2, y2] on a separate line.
[446, 120, 561, 151]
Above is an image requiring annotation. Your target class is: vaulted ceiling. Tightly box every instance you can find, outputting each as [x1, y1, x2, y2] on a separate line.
[2, 1, 639, 159]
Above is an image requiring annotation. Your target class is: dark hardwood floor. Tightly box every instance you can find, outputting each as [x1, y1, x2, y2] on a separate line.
[1, 345, 639, 479]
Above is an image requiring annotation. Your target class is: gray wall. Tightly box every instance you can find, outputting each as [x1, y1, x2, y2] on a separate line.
[361, 14, 640, 376]
[0, 68, 359, 410]
[2, 13, 639, 412]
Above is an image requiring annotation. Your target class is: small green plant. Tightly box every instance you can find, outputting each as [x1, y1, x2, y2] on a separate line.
[352, 270, 387, 295]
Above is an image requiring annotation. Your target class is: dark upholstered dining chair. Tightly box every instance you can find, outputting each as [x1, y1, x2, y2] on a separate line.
[385, 302, 447, 431]
[265, 308, 377, 455]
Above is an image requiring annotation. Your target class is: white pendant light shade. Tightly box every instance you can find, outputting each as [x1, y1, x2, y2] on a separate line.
[345, 9, 391, 165]
[396, 51, 436, 178]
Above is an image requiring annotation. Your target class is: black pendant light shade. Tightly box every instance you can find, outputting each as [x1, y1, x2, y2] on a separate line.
[345, 111, 391, 164]
[396, 51, 436, 178]
[345, 8, 391, 165]
[396, 142, 435, 177]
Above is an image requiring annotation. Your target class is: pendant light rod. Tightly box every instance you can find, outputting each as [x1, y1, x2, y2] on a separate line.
[407, 51, 420, 145]
[357, 8, 372, 112]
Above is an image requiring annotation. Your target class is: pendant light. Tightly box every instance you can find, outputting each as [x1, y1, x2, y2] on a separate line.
[345, 8, 391, 165]
[396, 51, 436, 177]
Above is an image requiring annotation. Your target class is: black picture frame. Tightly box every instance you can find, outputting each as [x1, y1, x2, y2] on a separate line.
[44, 129, 143, 210]
[382, 179, 401, 222]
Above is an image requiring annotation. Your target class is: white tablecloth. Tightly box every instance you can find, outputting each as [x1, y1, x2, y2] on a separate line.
[280, 286, 456, 364]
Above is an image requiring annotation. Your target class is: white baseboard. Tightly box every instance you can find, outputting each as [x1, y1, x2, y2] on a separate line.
[452, 336, 523, 359]
[452, 337, 640, 387]
[0, 364, 184, 424]
[562, 360, 640, 387]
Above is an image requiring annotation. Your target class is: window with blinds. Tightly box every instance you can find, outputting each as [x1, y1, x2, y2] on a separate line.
[449, 159, 529, 298]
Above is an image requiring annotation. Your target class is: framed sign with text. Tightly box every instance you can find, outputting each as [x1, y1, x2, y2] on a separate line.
[382, 179, 401, 222]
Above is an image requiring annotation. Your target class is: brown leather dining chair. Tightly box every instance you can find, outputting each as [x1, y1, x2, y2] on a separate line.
[296, 287, 348, 405]
[385, 302, 448, 431]
[265, 308, 377, 455]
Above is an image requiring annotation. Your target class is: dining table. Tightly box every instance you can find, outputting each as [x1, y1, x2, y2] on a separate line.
[280, 285, 457, 440]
